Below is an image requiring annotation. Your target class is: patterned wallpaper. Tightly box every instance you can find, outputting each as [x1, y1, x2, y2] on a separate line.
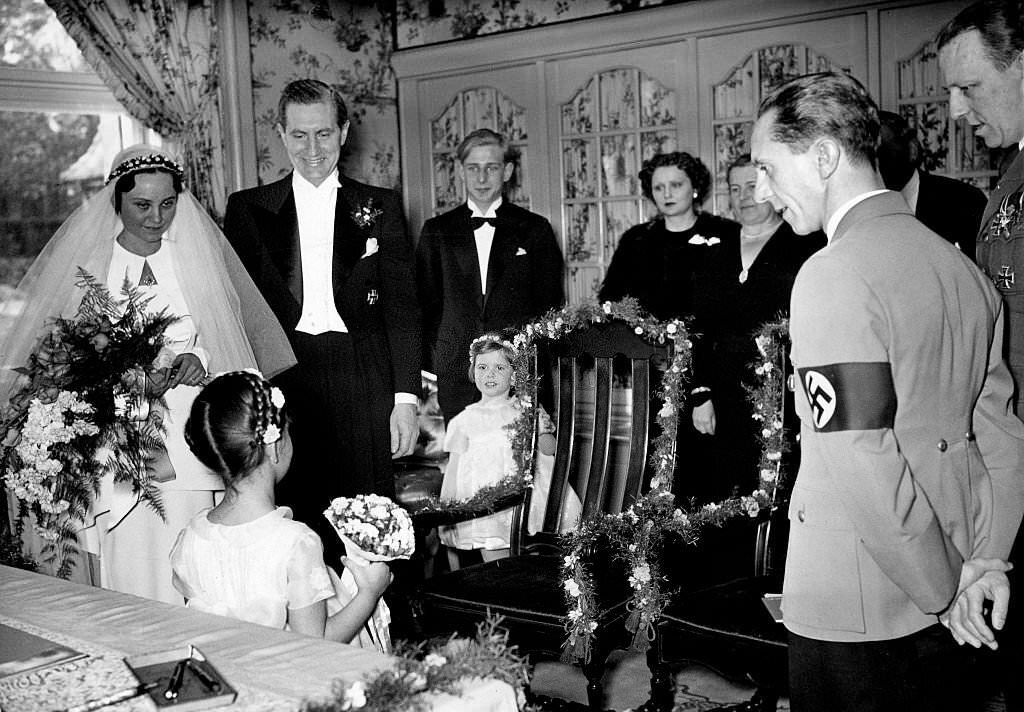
[396, 0, 677, 49]
[248, 0, 401, 189]
[249, 1, 679, 189]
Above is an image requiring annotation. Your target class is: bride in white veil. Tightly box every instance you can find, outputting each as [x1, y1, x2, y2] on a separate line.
[0, 145, 295, 601]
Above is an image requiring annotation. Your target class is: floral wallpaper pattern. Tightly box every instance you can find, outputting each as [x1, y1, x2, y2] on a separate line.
[248, 0, 683, 190]
[248, 0, 401, 189]
[395, 0, 681, 49]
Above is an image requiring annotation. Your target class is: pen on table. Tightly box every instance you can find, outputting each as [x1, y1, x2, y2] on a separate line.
[186, 659, 222, 692]
[164, 657, 188, 700]
[61, 682, 158, 712]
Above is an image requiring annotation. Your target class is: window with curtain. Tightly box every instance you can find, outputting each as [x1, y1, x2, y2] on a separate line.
[0, 0, 160, 294]
[711, 44, 844, 215]
[896, 37, 999, 190]
[560, 67, 677, 304]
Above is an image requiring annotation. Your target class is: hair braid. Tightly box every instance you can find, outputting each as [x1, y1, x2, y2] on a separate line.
[184, 371, 288, 486]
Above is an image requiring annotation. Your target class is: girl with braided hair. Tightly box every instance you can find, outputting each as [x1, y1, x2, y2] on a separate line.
[169, 371, 391, 648]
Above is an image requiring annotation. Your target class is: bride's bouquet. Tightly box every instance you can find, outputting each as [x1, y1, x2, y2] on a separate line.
[1, 269, 178, 577]
[323, 493, 416, 562]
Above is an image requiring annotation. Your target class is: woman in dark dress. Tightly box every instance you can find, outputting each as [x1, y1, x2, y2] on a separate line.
[685, 154, 825, 504]
[598, 152, 738, 320]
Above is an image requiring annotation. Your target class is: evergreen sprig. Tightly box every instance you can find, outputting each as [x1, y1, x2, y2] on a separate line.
[1, 268, 180, 577]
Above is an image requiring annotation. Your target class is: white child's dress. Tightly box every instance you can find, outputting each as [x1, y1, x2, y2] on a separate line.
[439, 398, 581, 550]
[169, 506, 387, 652]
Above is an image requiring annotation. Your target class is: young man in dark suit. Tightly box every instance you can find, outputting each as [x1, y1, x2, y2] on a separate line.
[416, 129, 564, 422]
[223, 80, 421, 563]
[877, 109, 987, 262]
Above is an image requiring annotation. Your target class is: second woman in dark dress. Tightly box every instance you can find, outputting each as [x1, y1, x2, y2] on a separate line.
[685, 154, 825, 503]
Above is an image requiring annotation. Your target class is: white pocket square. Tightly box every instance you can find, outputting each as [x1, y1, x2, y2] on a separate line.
[515, 247, 527, 256]
[687, 234, 720, 246]
[362, 237, 379, 258]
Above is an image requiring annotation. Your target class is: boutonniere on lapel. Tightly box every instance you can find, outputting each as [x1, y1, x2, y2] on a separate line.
[352, 200, 383, 230]
[688, 234, 720, 246]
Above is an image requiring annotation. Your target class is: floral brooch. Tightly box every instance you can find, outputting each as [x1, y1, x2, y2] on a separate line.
[688, 234, 720, 246]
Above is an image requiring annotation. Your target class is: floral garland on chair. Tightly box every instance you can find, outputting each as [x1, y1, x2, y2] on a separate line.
[505, 298, 694, 663]
[747, 317, 791, 498]
[405, 299, 791, 665]
[557, 309, 791, 664]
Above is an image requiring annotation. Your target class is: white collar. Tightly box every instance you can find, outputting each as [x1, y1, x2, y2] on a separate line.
[825, 189, 890, 242]
[291, 169, 341, 195]
[468, 196, 502, 218]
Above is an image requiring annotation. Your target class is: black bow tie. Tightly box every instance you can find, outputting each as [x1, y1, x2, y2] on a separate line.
[470, 216, 497, 230]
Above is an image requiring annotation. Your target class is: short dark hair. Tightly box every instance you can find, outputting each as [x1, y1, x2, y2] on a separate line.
[113, 167, 183, 214]
[726, 153, 755, 182]
[455, 128, 512, 163]
[638, 152, 711, 204]
[878, 110, 917, 144]
[277, 79, 348, 129]
[936, 0, 1024, 71]
[757, 72, 878, 168]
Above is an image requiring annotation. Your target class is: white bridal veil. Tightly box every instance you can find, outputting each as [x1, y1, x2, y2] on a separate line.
[0, 144, 295, 404]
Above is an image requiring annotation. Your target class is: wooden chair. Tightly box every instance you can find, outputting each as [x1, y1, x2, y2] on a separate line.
[413, 320, 673, 710]
[645, 343, 795, 712]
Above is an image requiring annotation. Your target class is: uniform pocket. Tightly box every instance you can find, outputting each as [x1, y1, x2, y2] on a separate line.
[783, 518, 866, 633]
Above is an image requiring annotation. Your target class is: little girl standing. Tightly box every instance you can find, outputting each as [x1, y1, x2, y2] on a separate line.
[439, 335, 581, 569]
[169, 371, 391, 649]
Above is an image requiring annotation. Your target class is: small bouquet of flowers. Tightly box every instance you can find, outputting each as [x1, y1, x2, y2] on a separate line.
[323, 493, 416, 562]
[1, 269, 178, 577]
[323, 494, 415, 654]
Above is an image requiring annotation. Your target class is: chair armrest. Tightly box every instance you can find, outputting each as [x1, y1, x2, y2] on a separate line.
[409, 490, 528, 528]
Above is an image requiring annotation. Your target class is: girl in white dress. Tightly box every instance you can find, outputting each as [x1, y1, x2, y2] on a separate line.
[439, 335, 581, 570]
[170, 371, 392, 649]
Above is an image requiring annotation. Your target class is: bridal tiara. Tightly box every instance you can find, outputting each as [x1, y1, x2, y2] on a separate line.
[106, 153, 185, 184]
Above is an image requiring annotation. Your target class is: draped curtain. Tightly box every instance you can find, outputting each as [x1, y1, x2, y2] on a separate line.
[47, 0, 227, 221]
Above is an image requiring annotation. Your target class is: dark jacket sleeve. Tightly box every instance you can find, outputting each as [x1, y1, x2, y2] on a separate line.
[416, 216, 443, 372]
[376, 187, 423, 396]
[598, 224, 645, 303]
[529, 215, 565, 315]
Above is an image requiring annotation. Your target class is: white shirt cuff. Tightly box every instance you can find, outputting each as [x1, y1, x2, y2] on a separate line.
[394, 392, 418, 405]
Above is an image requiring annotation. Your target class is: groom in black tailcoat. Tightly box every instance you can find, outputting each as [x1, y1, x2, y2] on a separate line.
[416, 129, 564, 422]
[224, 80, 421, 562]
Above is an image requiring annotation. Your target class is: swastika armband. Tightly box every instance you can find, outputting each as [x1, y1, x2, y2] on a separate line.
[797, 362, 896, 432]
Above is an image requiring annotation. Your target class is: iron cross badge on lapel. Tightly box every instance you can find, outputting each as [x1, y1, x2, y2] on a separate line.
[996, 265, 1016, 290]
[367, 289, 379, 305]
[989, 191, 1024, 242]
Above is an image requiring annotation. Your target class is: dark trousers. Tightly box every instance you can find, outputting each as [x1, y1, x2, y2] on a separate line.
[788, 624, 979, 712]
[274, 330, 395, 569]
[1000, 521, 1024, 711]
